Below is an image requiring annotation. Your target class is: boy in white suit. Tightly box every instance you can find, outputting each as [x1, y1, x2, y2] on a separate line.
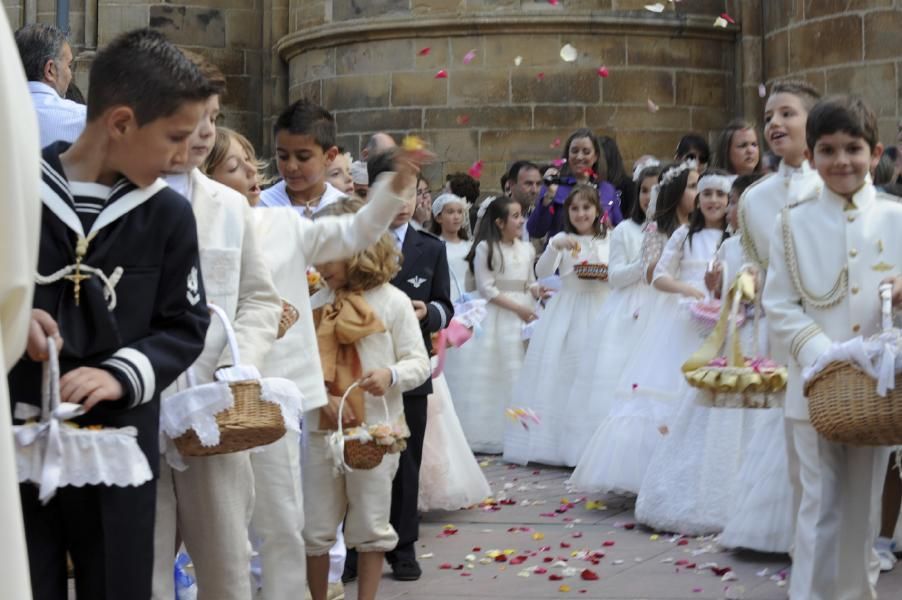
[152, 58, 282, 600]
[764, 95, 899, 600]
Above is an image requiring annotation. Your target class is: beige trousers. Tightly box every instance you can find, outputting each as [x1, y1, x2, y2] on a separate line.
[152, 452, 255, 600]
[788, 419, 888, 600]
[250, 430, 306, 600]
[302, 432, 399, 555]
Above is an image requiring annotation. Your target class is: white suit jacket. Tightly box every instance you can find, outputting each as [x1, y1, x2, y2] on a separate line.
[763, 183, 902, 421]
[0, 8, 40, 597]
[254, 173, 408, 411]
[738, 160, 822, 271]
[180, 169, 281, 384]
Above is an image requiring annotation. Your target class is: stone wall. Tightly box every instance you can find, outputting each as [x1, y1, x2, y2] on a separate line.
[4, 1, 902, 175]
[758, 0, 902, 147]
[280, 1, 739, 187]
[3, 0, 285, 153]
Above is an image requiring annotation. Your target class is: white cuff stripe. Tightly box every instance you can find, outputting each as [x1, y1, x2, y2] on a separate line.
[103, 358, 141, 406]
[430, 302, 448, 329]
[106, 348, 155, 406]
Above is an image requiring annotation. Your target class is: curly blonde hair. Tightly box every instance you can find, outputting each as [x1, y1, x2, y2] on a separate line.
[315, 197, 402, 291]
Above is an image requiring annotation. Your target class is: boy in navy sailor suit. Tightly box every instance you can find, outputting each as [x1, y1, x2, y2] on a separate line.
[7, 29, 214, 600]
[346, 149, 452, 582]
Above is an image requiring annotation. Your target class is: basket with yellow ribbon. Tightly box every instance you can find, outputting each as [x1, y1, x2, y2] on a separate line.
[682, 269, 787, 408]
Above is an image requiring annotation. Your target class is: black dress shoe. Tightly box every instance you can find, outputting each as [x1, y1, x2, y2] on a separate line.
[391, 558, 422, 581]
[341, 550, 358, 583]
[341, 563, 357, 584]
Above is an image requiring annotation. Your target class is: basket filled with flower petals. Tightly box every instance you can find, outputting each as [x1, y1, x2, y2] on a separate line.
[573, 261, 608, 281]
[329, 382, 408, 473]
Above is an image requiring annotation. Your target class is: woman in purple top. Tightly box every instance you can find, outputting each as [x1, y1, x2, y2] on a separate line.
[526, 128, 622, 240]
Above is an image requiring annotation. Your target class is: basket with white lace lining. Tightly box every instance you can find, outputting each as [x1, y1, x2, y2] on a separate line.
[327, 381, 408, 474]
[803, 284, 902, 446]
[161, 303, 303, 458]
[14, 337, 153, 504]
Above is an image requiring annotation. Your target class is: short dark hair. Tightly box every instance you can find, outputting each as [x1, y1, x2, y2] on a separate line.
[446, 172, 480, 204]
[675, 134, 710, 165]
[367, 148, 397, 184]
[731, 173, 764, 198]
[806, 95, 879, 152]
[507, 160, 540, 184]
[14, 23, 68, 82]
[770, 79, 821, 112]
[86, 29, 218, 126]
[273, 99, 337, 151]
[180, 49, 227, 98]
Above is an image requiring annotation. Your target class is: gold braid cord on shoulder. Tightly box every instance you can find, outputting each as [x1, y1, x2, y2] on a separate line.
[780, 206, 848, 310]
[738, 199, 766, 271]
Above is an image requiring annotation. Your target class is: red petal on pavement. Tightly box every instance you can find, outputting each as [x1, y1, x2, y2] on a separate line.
[543, 557, 554, 563]
[510, 556, 528, 565]
[560, 542, 571, 548]
[439, 563, 453, 569]
[549, 574, 564, 581]
[472, 547, 481, 552]
[580, 569, 600, 581]
[534, 566, 548, 574]
[602, 541, 615, 547]
[623, 523, 636, 530]
[494, 555, 508, 563]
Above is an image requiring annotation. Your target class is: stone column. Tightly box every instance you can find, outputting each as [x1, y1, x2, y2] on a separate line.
[278, 0, 738, 187]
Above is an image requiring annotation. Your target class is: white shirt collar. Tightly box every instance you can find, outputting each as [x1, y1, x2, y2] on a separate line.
[778, 159, 814, 179]
[392, 222, 410, 248]
[28, 81, 61, 97]
[258, 180, 344, 218]
[163, 172, 192, 202]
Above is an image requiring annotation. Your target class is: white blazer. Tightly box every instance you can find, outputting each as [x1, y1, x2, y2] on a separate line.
[254, 173, 409, 411]
[738, 160, 821, 271]
[764, 183, 902, 420]
[184, 169, 282, 383]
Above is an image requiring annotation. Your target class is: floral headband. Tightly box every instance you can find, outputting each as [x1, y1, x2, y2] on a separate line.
[697, 174, 737, 195]
[659, 159, 699, 187]
[432, 192, 465, 217]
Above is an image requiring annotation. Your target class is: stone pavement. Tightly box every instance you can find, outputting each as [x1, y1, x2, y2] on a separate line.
[345, 457, 902, 600]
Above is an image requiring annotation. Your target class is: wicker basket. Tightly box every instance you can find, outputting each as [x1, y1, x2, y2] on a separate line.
[573, 263, 608, 281]
[174, 303, 286, 457]
[329, 382, 401, 472]
[277, 299, 299, 339]
[804, 284, 902, 446]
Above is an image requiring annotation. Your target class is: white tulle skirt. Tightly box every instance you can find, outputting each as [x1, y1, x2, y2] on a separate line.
[448, 291, 533, 454]
[634, 310, 785, 536]
[504, 277, 610, 467]
[562, 282, 654, 466]
[718, 408, 795, 553]
[568, 292, 705, 494]
[419, 367, 492, 511]
[635, 398, 766, 536]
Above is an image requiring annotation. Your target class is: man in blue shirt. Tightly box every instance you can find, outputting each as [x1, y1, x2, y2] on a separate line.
[15, 23, 86, 147]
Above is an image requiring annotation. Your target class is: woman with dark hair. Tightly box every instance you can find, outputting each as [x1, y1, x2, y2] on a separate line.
[526, 128, 622, 241]
[712, 119, 761, 175]
[599, 135, 638, 219]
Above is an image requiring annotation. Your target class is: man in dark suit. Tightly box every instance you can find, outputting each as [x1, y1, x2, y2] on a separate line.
[344, 148, 453, 583]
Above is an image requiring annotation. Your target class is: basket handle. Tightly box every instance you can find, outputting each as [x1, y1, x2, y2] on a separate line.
[881, 283, 893, 333]
[41, 336, 61, 420]
[336, 380, 391, 428]
[207, 302, 243, 366]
